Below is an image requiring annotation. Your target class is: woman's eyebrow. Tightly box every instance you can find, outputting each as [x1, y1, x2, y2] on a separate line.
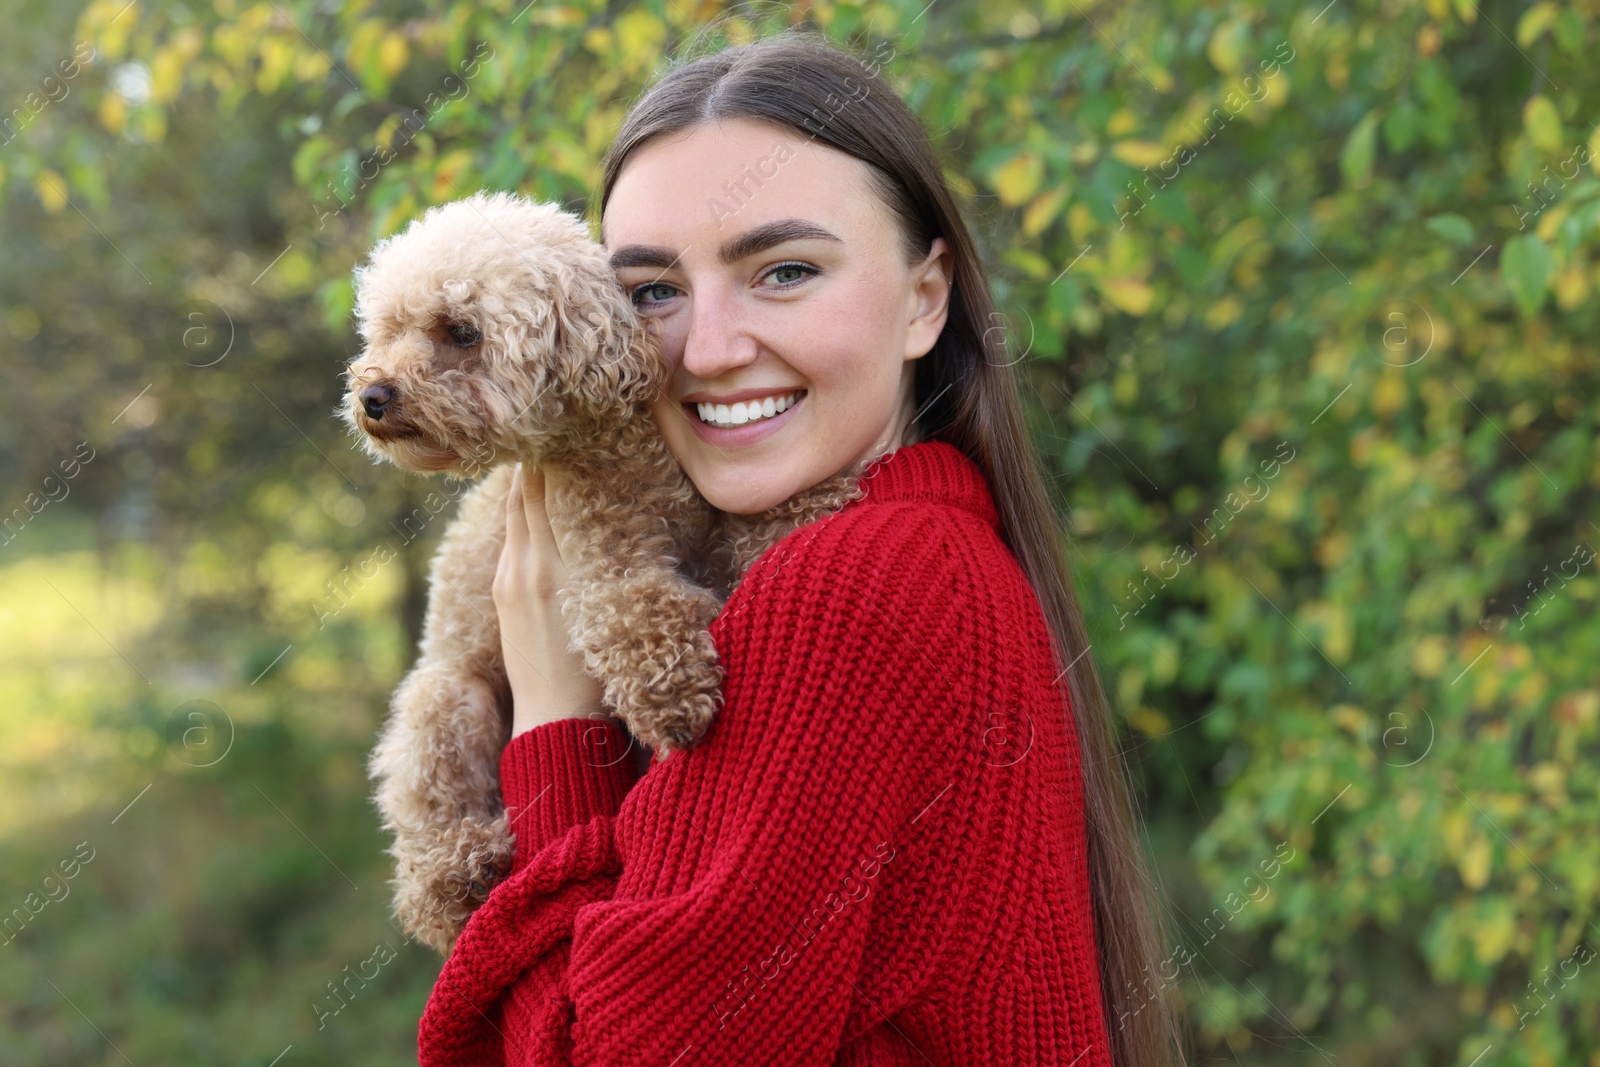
[608, 218, 842, 271]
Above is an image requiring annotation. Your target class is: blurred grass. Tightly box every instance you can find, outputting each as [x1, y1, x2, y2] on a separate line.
[0, 516, 436, 1064]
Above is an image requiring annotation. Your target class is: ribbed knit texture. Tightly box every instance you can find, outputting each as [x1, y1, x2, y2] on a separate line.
[416, 440, 1112, 1066]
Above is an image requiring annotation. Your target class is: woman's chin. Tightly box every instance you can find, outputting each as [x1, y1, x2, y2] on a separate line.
[706, 488, 788, 518]
[694, 470, 797, 518]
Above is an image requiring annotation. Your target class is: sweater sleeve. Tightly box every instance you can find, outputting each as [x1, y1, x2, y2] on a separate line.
[498, 716, 641, 876]
[419, 505, 969, 1066]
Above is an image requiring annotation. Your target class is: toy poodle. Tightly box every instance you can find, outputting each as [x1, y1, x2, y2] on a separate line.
[340, 191, 868, 956]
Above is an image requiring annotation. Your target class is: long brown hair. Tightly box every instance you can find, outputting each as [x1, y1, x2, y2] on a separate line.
[595, 26, 1184, 1067]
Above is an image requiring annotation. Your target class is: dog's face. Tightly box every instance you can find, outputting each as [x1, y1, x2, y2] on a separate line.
[341, 191, 660, 477]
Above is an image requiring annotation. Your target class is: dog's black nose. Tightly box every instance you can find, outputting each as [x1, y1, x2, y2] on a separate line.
[360, 383, 395, 419]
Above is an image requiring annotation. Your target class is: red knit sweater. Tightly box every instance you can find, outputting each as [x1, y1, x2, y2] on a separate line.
[416, 440, 1112, 1065]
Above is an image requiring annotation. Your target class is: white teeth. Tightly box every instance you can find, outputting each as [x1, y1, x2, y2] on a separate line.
[695, 391, 803, 428]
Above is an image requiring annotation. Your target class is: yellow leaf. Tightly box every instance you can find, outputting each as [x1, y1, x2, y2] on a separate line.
[431, 149, 474, 201]
[1516, 2, 1556, 46]
[257, 36, 292, 95]
[993, 152, 1044, 208]
[1206, 20, 1245, 74]
[1005, 248, 1053, 279]
[1372, 369, 1406, 417]
[1100, 277, 1154, 316]
[1325, 51, 1349, 91]
[1128, 706, 1171, 739]
[1459, 833, 1491, 890]
[1111, 140, 1169, 168]
[98, 91, 127, 134]
[1022, 188, 1067, 238]
[1329, 704, 1366, 735]
[1114, 369, 1140, 407]
[1472, 902, 1515, 964]
[1068, 202, 1095, 242]
[1554, 263, 1590, 309]
[378, 31, 409, 80]
[34, 171, 68, 214]
[150, 29, 201, 104]
[1312, 602, 1353, 663]
[295, 49, 329, 83]
[1204, 295, 1242, 331]
[1106, 108, 1139, 137]
[1527, 761, 1564, 797]
[615, 8, 666, 58]
[1150, 637, 1178, 684]
[82, 0, 138, 59]
[1412, 635, 1448, 678]
[1524, 95, 1563, 153]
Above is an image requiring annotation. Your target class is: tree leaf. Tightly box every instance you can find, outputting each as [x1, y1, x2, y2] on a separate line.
[1340, 110, 1380, 188]
[992, 152, 1044, 208]
[1515, 3, 1557, 46]
[1424, 212, 1475, 246]
[1501, 233, 1554, 317]
[1523, 94, 1563, 153]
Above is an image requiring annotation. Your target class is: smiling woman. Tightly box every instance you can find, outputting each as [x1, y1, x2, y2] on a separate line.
[419, 27, 1183, 1067]
[603, 130, 945, 516]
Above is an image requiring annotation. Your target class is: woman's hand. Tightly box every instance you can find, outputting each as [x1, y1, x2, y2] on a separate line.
[493, 461, 606, 738]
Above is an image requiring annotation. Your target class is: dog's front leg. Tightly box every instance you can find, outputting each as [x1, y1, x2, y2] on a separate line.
[367, 464, 519, 955]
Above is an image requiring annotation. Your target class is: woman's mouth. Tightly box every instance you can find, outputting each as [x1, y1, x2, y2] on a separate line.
[692, 389, 805, 428]
[682, 389, 807, 446]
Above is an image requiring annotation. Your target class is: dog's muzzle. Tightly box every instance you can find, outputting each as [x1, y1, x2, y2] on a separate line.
[361, 382, 396, 420]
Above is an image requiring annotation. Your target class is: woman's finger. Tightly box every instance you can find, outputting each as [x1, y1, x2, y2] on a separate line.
[503, 461, 529, 554]
[521, 463, 571, 580]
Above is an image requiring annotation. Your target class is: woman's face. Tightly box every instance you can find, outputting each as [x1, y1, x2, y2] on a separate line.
[602, 116, 951, 516]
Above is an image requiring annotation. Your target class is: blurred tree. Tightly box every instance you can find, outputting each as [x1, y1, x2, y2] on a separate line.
[2, 0, 1597, 1063]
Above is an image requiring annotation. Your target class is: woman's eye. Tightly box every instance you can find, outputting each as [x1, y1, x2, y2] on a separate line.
[631, 282, 677, 309]
[763, 262, 818, 287]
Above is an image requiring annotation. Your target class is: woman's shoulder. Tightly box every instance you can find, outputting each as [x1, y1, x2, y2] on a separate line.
[711, 491, 1018, 649]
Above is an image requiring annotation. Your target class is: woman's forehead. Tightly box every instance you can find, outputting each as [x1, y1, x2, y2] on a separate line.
[603, 128, 877, 252]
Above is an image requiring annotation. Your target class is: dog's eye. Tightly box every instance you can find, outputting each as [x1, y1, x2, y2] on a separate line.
[447, 322, 481, 347]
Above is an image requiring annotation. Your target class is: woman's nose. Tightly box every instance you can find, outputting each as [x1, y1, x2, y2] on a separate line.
[679, 287, 759, 380]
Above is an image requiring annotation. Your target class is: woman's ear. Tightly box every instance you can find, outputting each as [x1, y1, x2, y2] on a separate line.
[905, 236, 952, 362]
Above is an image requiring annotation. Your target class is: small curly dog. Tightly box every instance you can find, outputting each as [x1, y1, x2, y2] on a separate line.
[340, 190, 868, 956]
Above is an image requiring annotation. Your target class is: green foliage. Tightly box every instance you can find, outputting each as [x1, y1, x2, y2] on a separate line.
[3, 0, 1598, 1062]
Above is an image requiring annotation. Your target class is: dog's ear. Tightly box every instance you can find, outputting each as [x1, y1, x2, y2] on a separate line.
[546, 259, 663, 421]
